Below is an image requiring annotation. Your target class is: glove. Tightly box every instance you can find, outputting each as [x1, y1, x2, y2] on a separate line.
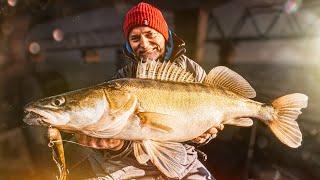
[106, 166, 146, 180]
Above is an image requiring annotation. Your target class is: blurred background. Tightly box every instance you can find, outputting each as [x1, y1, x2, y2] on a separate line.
[0, 0, 318, 179]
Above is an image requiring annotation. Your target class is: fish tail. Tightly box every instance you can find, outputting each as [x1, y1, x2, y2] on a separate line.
[268, 93, 308, 148]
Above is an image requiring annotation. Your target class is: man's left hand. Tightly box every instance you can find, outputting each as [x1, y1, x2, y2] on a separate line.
[191, 124, 224, 144]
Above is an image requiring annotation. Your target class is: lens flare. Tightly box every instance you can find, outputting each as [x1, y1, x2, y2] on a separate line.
[52, 28, 64, 42]
[284, 0, 302, 14]
[29, 42, 41, 54]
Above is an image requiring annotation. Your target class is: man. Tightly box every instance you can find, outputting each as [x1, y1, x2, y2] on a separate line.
[77, 2, 223, 179]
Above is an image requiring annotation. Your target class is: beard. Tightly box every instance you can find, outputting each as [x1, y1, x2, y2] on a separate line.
[136, 45, 164, 62]
[139, 51, 161, 61]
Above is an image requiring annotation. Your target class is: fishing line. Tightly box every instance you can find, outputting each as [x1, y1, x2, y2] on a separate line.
[49, 139, 92, 170]
[48, 140, 68, 180]
[50, 148, 64, 180]
[51, 139, 103, 149]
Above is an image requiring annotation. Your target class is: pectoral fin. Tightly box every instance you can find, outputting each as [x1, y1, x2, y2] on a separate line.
[137, 112, 174, 133]
[133, 142, 150, 165]
[133, 140, 187, 179]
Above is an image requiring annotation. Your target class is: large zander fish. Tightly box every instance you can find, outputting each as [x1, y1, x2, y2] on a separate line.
[23, 61, 308, 179]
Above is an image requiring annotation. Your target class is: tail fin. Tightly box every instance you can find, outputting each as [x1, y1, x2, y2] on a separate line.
[269, 93, 308, 148]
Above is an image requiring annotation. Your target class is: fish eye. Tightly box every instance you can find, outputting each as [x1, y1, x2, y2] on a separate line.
[51, 97, 65, 107]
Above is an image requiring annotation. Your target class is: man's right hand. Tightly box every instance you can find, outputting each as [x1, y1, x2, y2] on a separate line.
[75, 134, 124, 151]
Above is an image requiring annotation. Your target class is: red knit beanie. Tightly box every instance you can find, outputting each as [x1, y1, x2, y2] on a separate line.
[123, 2, 169, 41]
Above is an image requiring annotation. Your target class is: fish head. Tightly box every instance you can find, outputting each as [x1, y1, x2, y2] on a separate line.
[23, 87, 107, 129]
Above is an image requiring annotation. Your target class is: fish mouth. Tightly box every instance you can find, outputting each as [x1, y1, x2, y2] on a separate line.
[23, 108, 51, 126]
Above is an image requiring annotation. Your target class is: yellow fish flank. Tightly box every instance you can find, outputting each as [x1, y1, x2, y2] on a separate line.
[23, 61, 308, 179]
[109, 79, 264, 142]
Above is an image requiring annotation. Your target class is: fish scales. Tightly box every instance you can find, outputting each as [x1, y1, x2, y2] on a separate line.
[124, 79, 222, 118]
[103, 79, 215, 141]
[109, 78, 263, 142]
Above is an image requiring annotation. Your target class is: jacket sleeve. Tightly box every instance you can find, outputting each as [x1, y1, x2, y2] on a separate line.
[112, 62, 137, 79]
[174, 55, 207, 83]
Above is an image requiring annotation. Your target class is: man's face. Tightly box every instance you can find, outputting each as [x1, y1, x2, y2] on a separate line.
[128, 26, 166, 61]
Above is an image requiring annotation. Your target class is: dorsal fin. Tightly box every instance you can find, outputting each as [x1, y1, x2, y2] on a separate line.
[204, 66, 256, 98]
[136, 60, 195, 83]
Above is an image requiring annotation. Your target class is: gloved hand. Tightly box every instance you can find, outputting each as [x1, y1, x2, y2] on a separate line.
[106, 166, 146, 180]
[75, 134, 124, 150]
[191, 124, 224, 144]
